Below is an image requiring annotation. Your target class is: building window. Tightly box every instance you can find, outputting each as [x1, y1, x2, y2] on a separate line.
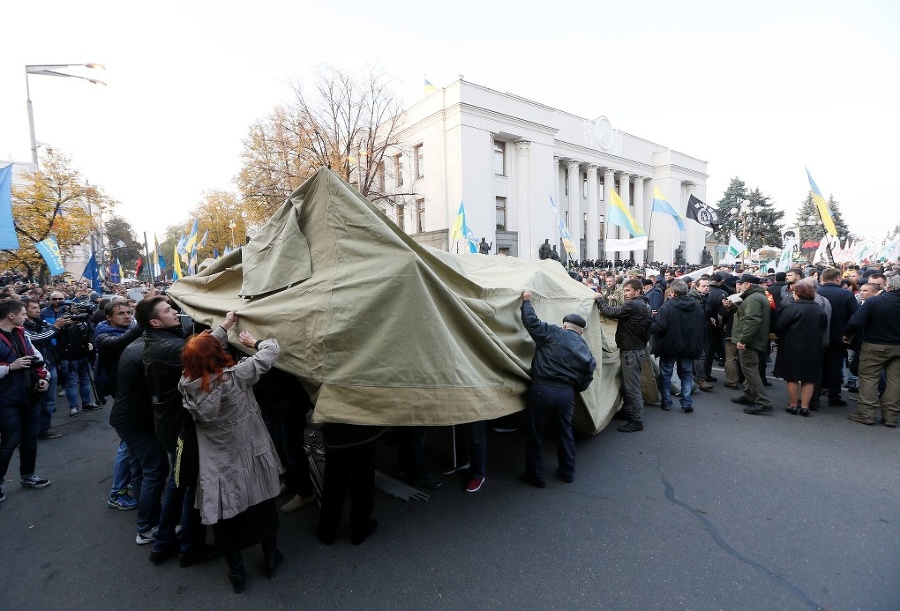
[397, 204, 405, 230]
[414, 144, 424, 180]
[415, 198, 425, 233]
[494, 141, 505, 176]
[376, 161, 385, 192]
[496, 197, 507, 230]
[394, 154, 403, 187]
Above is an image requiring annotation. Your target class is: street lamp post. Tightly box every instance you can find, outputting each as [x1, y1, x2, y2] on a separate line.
[25, 63, 106, 165]
[728, 200, 765, 266]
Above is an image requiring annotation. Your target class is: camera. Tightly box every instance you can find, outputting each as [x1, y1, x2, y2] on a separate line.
[29, 357, 45, 369]
[61, 301, 93, 323]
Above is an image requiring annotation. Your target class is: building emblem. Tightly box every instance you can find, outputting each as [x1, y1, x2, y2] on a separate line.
[584, 116, 621, 154]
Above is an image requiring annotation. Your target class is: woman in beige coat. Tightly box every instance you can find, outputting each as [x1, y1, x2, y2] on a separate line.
[179, 315, 282, 594]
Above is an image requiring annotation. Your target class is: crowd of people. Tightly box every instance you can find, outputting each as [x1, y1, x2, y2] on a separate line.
[1, 257, 898, 594]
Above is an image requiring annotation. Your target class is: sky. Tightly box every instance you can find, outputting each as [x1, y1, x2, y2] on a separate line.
[2, 0, 898, 243]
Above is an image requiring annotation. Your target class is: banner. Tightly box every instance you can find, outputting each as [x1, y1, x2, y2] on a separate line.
[774, 238, 795, 272]
[35, 235, 66, 275]
[604, 236, 648, 253]
[722, 234, 746, 264]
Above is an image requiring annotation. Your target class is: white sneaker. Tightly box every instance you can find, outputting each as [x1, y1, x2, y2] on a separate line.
[69, 408, 79, 417]
[281, 494, 315, 512]
[136, 526, 158, 545]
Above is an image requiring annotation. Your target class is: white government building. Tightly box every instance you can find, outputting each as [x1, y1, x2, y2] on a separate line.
[382, 79, 709, 264]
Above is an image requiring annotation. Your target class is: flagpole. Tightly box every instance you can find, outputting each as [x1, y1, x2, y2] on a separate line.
[143, 232, 151, 283]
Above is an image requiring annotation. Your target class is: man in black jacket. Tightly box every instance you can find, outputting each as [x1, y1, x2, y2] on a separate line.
[110, 336, 169, 544]
[818, 268, 859, 406]
[843, 275, 900, 427]
[23, 298, 67, 439]
[651, 280, 707, 413]
[596, 279, 652, 432]
[521, 291, 596, 487]
[136, 296, 218, 567]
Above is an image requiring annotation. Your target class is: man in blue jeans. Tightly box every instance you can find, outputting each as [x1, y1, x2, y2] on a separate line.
[520, 291, 596, 487]
[137, 296, 218, 567]
[650, 280, 707, 413]
[23, 298, 67, 439]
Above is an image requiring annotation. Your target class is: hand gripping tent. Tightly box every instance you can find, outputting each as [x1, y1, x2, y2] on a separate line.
[167, 168, 622, 434]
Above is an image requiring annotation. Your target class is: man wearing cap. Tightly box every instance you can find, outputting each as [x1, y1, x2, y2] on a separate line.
[728, 274, 773, 414]
[520, 291, 596, 487]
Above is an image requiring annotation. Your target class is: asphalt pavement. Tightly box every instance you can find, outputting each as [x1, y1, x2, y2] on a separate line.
[1, 368, 898, 610]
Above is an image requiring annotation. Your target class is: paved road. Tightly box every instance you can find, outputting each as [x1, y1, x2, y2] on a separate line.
[1, 372, 898, 610]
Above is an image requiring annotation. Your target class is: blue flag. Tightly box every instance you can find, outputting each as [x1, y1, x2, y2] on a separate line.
[0, 164, 20, 250]
[35, 235, 66, 275]
[109, 261, 121, 284]
[81, 253, 102, 293]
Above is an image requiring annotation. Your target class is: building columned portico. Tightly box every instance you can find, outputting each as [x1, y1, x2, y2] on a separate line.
[383, 80, 709, 265]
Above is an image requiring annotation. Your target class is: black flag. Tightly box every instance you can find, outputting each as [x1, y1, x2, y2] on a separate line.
[686, 195, 721, 231]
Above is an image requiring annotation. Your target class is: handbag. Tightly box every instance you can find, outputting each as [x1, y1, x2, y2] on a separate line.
[174, 414, 199, 488]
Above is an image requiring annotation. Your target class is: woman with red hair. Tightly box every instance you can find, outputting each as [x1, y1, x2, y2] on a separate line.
[178, 313, 282, 594]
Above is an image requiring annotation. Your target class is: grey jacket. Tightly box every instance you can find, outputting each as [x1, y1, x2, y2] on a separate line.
[179, 337, 283, 525]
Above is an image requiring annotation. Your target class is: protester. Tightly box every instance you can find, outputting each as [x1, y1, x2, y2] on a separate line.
[650, 280, 706, 413]
[95, 301, 143, 510]
[726, 274, 773, 415]
[773, 282, 828, 416]
[22, 298, 66, 439]
[596, 279, 652, 431]
[842, 275, 900, 427]
[817, 268, 859, 407]
[179, 323, 284, 593]
[520, 291, 596, 487]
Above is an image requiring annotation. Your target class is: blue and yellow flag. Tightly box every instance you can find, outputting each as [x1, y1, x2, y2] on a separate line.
[549, 196, 577, 256]
[35, 235, 66, 276]
[449, 202, 478, 253]
[650, 187, 684, 232]
[184, 219, 200, 254]
[171, 242, 182, 280]
[805, 168, 837, 236]
[608, 190, 646, 237]
[424, 78, 436, 96]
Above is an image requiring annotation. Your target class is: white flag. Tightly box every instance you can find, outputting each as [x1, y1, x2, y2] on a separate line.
[722, 234, 746, 264]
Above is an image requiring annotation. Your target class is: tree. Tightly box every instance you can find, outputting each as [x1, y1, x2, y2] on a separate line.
[795, 193, 852, 245]
[713, 178, 784, 249]
[192, 190, 245, 260]
[104, 215, 144, 273]
[237, 66, 406, 224]
[1, 150, 116, 282]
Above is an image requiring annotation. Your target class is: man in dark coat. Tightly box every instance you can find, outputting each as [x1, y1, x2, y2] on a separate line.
[817, 268, 859, 406]
[596, 279, 652, 432]
[136, 296, 216, 567]
[650, 280, 706, 412]
[521, 291, 596, 487]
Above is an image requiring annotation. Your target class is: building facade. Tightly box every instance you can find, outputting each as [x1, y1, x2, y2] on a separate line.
[381, 80, 709, 264]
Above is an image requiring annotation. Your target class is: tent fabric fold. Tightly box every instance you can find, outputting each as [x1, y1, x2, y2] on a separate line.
[168, 168, 622, 434]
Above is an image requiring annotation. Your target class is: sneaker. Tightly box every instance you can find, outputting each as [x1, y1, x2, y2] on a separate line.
[698, 381, 714, 392]
[617, 421, 643, 433]
[21, 475, 50, 489]
[108, 493, 138, 510]
[38, 430, 62, 440]
[681, 406, 694, 413]
[69, 408, 80, 417]
[82, 403, 102, 411]
[465, 476, 485, 493]
[136, 526, 158, 545]
[441, 461, 470, 476]
[846, 413, 876, 426]
[280, 494, 315, 512]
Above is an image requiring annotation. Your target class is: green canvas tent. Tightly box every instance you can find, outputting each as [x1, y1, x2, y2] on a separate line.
[167, 168, 623, 434]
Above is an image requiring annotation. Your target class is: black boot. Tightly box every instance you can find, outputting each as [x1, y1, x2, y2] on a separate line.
[264, 550, 284, 579]
[225, 554, 246, 594]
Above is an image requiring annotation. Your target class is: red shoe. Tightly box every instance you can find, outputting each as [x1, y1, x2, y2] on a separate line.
[465, 476, 485, 493]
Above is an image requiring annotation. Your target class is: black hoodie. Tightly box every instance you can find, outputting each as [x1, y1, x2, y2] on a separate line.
[650, 295, 707, 359]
